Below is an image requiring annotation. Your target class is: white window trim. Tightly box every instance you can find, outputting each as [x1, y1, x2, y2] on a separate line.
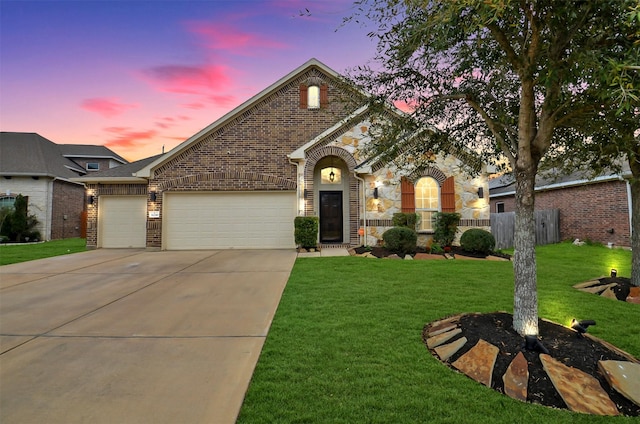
[415, 177, 440, 232]
[86, 162, 100, 171]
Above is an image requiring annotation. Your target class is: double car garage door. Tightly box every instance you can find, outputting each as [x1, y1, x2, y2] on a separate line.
[98, 192, 296, 249]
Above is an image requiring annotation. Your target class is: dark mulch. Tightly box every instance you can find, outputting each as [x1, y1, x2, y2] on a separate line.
[353, 245, 512, 260]
[423, 312, 639, 416]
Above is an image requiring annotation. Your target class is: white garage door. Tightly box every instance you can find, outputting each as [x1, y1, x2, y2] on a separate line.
[163, 192, 296, 250]
[98, 196, 147, 248]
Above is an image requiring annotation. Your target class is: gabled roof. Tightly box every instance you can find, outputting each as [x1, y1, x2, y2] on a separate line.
[134, 58, 344, 178]
[59, 144, 128, 164]
[0, 132, 86, 179]
[71, 154, 162, 183]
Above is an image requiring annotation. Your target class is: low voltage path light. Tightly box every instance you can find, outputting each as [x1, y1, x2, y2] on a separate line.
[611, 268, 617, 278]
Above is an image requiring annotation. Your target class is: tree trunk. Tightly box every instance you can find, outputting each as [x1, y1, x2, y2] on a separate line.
[512, 168, 539, 336]
[630, 162, 640, 287]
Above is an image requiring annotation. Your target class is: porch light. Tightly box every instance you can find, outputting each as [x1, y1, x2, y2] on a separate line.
[610, 268, 617, 278]
[150, 191, 157, 202]
[478, 187, 484, 198]
[87, 195, 95, 205]
[329, 169, 335, 182]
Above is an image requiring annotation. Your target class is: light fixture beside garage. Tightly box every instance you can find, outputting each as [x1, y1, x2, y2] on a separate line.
[150, 191, 157, 202]
[87, 195, 95, 205]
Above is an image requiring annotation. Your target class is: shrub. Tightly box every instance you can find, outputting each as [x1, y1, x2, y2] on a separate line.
[433, 212, 461, 247]
[460, 228, 496, 255]
[0, 195, 40, 242]
[294, 216, 318, 248]
[392, 212, 418, 229]
[430, 243, 444, 254]
[382, 227, 417, 255]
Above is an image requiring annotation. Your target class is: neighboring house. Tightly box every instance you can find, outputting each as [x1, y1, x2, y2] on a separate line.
[0, 132, 128, 240]
[489, 166, 633, 247]
[74, 58, 491, 250]
[60, 144, 127, 173]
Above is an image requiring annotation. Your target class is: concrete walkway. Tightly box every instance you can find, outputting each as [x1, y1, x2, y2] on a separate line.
[0, 249, 297, 424]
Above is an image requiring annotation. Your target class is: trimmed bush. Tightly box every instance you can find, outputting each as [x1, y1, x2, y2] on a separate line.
[433, 212, 461, 247]
[392, 212, 418, 229]
[460, 228, 496, 255]
[294, 216, 319, 248]
[382, 227, 417, 255]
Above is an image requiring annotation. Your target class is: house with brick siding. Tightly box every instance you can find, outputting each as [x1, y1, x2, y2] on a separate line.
[489, 166, 633, 247]
[0, 132, 127, 240]
[74, 59, 492, 250]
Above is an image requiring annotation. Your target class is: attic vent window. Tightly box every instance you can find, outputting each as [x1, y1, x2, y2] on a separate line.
[86, 162, 99, 171]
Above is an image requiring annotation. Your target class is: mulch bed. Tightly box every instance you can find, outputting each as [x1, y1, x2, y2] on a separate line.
[353, 245, 512, 260]
[589, 276, 635, 301]
[423, 312, 640, 416]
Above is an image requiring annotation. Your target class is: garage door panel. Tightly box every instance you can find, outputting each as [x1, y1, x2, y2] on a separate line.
[164, 192, 296, 250]
[98, 196, 147, 248]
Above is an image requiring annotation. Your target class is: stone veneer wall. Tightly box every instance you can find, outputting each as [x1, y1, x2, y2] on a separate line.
[322, 120, 491, 247]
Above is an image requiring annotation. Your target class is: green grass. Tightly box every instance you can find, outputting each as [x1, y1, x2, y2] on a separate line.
[0, 238, 87, 265]
[238, 243, 636, 423]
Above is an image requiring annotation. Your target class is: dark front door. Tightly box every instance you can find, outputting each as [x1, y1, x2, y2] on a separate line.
[320, 191, 343, 243]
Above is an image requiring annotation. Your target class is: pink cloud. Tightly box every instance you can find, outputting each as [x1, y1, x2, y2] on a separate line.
[186, 21, 288, 53]
[141, 64, 232, 95]
[181, 102, 207, 110]
[208, 94, 236, 108]
[81, 97, 138, 118]
[103, 127, 157, 149]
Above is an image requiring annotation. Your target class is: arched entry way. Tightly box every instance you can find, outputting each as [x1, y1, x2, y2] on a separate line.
[314, 156, 348, 243]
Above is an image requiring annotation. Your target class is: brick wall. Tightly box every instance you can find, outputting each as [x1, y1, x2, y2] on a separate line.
[490, 179, 631, 246]
[51, 181, 85, 239]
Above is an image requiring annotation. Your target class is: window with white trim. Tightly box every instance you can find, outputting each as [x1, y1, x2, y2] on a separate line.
[415, 177, 439, 231]
[0, 196, 16, 210]
[496, 202, 505, 213]
[86, 162, 99, 171]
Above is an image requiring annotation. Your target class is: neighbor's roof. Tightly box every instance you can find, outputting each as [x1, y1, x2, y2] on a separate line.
[0, 132, 86, 178]
[489, 163, 632, 198]
[59, 144, 128, 164]
[71, 154, 163, 183]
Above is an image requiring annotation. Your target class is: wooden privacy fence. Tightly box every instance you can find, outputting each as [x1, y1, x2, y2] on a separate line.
[490, 209, 560, 250]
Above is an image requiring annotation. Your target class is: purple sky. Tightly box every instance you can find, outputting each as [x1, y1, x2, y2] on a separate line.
[1, 0, 377, 161]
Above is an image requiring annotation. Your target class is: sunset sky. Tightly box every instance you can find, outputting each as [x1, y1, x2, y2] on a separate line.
[1, 0, 377, 161]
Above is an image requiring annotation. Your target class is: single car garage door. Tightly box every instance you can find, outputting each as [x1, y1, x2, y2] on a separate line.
[163, 192, 296, 249]
[98, 196, 147, 248]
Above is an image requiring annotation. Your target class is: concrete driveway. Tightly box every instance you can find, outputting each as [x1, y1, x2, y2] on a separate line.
[0, 248, 297, 423]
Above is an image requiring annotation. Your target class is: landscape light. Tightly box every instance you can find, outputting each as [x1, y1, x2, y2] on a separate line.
[524, 335, 549, 354]
[610, 269, 617, 278]
[571, 319, 596, 338]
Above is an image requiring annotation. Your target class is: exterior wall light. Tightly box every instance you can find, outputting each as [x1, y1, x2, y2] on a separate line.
[373, 187, 379, 199]
[87, 195, 95, 205]
[150, 191, 157, 202]
[478, 187, 484, 198]
[610, 268, 617, 278]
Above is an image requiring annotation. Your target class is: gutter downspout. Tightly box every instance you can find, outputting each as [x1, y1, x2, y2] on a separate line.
[288, 157, 303, 216]
[353, 171, 366, 246]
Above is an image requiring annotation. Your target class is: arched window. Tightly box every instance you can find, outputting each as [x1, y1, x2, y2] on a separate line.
[307, 85, 320, 109]
[321, 166, 341, 184]
[0, 196, 16, 210]
[415, 177, 439, 231]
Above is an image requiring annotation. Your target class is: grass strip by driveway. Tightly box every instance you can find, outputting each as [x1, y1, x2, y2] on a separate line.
[0, 238, 87, 265]
[238, 243, 636, 424]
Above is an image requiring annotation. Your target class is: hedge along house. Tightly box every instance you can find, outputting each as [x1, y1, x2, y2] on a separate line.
[75, 59, 491, 250]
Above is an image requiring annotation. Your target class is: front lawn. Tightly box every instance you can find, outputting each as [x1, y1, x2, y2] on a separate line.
[238, 243, 636, 423]
[0, 238, 87, 266]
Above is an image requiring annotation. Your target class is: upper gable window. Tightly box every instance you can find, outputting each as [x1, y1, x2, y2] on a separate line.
[307, 85, 320, 109]
[299, 84, 328, 109]
[86, 162, 99, 171]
